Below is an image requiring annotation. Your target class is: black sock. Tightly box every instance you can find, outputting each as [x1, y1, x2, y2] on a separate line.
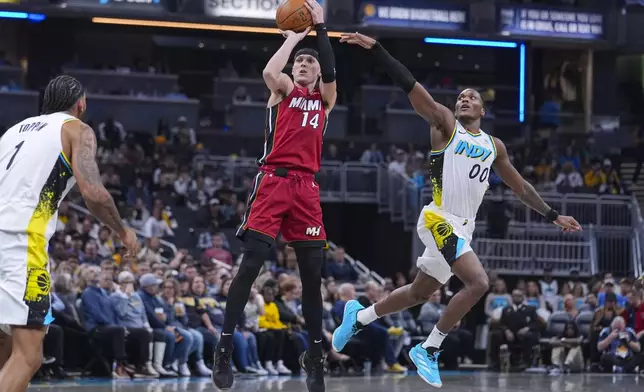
[220, 236, 271, 346]
[295, 246, 324, 359]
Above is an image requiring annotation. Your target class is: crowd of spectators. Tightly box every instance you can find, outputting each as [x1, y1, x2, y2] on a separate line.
[484, 269, 644, 374]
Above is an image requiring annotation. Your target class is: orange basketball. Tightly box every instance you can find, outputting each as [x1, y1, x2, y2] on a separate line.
[276, 0, 312, 33]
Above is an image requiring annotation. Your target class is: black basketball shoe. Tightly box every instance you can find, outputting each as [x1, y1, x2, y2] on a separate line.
[212, 343, 234, 390]
[299, 351, 325, 392]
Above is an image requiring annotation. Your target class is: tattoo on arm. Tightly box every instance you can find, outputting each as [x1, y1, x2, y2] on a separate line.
[514, 179, 551, 216]
[74, 125, 125, 235]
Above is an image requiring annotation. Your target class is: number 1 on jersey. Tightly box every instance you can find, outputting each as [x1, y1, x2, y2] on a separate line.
[301, 112, 320, 129]
[6, 141, 24, 170]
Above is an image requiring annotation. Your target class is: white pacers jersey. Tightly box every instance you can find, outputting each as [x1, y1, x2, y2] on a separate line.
[0, 112, 77, 240]
[428, 121, 497, 219]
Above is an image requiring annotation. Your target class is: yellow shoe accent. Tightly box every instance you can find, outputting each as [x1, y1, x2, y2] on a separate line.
[386, 363, 407, 373]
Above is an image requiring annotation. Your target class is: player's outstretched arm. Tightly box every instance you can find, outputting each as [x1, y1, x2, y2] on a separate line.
[339, 32, 454, 135]
[263, 27, 311, 96]
[492, 137, 582, 233]
[305, 0, 337, 110]
[66, 121, 140, 254]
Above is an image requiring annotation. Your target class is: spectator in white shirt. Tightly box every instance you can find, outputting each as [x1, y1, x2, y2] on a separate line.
[174, 171, 192, 197]
[137, 237, 163, 264]
[555, 162, 583, 193]
[388, 149, 407, 177]
[143, 207, 174, 238]
[539, 266, 559, 310]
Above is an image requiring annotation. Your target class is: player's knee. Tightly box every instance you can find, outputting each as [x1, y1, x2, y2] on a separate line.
[468, 273, 489, 297]
[294, 246, 324, 275]
[13, 344, 41, 373]
[242, 235, 273, 269]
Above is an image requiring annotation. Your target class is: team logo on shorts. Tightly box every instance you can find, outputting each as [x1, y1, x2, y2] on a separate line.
[24, 267, 51, 302]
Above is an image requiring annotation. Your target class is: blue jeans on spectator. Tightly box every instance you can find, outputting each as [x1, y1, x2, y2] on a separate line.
[232, 330, 249, 370]
[246, 332, 260, 366]
[187, 328, 204, 361]
[197, 327, 219, 366]
[294, 330, 309, 351]
[360, 323, 395, 366]
[174, 327, 194, 364]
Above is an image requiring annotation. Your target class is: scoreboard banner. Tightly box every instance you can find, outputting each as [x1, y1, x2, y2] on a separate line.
[499, 5, 605, 40]
[359, 0, 468, 31]
[63, 0, 164, 12]
[204, 0, 325, 21]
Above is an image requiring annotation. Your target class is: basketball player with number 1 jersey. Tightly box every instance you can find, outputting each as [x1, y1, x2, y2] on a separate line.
[332, 32, 583, 388]
[0, 75, 139, 392]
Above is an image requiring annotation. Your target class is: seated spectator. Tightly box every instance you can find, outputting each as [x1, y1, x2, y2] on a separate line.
[597, 316, 642, 372]
[624, 291, 644, 346]
[571, 283, 586, 310]
[497, 290, 540, 369]
[591, 292, 624, 365]
[109, 271, 162, 377]
[143, 207, 174, 238]
[418, 290, 473, 369]
[81, 267, 137, 378]
[258, 284, 294, 375]
[584, 160, 606, 193]
[601, 159, 622, 195]
[484, 278, 511, 320]
[201, 233, 233, 266]
[325, 247, 358, 282]
[127, 177, 151, 207]
[549, 321, 584, 374]
[555, 162, 583, 193]
[578, 292, 599, 312]
[333, 283, 396, 375]
[138, 237, 163, 265]
[387, 149, 407, 177]
[360, 143, 385, 164]
[561, 294, 579, 319]
[81, 242, 102, 266]
[138, 273, 194, 376]
[598, 279, 626, 307]
[620, 278, 633, 298]
[96, 226, 116, 258]
[242, 286, 269, 375]
[158, 277, 212, 376]
[539, 267, 559, 310]
[128, 198, 151, 230]
[190, 275, 252, 373]
[524, 281, 547, 310]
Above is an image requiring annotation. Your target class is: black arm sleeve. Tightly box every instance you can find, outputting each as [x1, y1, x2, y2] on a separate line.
[315, 23, 336, 83]
[370, 42, 417, 94]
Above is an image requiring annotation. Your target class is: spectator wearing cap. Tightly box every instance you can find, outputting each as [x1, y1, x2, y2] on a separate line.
[599, 279, 627, 308]
[201, 233, 233, 267]
[138, 273, 194, 377]
[387, 149, 407, 178]
[80, 266, 131, 378]
[109, 271, 163, 377]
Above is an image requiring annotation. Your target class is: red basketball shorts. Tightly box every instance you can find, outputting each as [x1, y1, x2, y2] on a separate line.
[236, 167, 326, 247]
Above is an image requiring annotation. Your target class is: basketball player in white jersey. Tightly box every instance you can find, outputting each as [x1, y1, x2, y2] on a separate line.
[334, 33, 582, 387]
[0, 75, 139, 391]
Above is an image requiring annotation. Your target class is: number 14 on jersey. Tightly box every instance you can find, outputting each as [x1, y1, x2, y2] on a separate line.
[301, 112, 320, 129]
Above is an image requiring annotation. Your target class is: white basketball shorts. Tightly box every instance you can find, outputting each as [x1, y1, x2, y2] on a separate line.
[416, 203, 475, 284]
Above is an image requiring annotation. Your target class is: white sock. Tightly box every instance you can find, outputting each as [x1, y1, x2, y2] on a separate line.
[421, 326, 447, 349]
[356, 305, 379, 325]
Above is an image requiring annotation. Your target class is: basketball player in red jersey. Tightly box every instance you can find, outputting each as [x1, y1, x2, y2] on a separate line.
[212, 1, 335, 391]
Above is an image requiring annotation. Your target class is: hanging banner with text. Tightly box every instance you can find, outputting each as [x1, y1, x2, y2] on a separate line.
[359, 0, 468, 31]
[204, 0, 324, 21]
[499, 5, 605, 40]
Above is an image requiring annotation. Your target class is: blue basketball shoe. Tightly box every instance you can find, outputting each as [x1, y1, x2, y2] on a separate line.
[331, 300, 364, 352]
[409, 343, 442, 388]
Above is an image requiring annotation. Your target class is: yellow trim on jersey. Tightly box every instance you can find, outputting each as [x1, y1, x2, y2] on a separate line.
[467, 130, 482, 137]
[24, 203, 53, 302]
[430, 125, 457, 154]
[62, 118, 78, 124]
[60, 151, 72, 167]
[488, 134, 498, 159]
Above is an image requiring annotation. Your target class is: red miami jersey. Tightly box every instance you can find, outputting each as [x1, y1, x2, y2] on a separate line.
[258, 86, 327, 173]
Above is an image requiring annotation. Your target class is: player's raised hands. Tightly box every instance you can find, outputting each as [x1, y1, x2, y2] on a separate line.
[280, 27, 312, 42]
[340, 32, 377, 49]
[304, 0, 324, 25]
[553, 215, 582, 233]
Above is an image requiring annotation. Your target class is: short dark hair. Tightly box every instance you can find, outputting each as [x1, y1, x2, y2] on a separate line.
[294, 48, 319, 61]
[42, 75, 85, 114]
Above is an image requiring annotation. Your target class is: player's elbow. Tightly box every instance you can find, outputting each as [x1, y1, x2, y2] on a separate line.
[262, 69, 278, 84]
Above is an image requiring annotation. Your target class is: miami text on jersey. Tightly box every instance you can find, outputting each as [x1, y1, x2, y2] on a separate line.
[288, 97, 322, 111]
